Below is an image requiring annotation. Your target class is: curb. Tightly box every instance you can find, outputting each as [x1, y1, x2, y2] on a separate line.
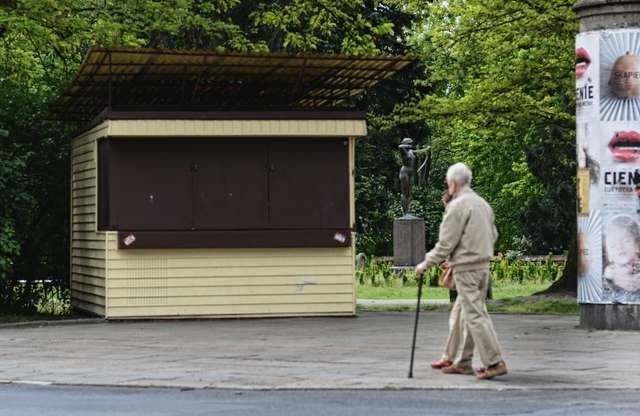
[0, 318, 105, 330]
[2, 379, 640, 392]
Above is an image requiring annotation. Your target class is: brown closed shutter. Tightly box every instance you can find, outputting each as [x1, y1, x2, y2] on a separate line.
[194, 139, 269, 230]
[100, 136, 351, 248]
[268, 138, 349, 229]
[107, 138, 193, 230]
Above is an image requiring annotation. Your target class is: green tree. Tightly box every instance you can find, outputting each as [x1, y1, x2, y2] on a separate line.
[251, 0, 394, 54]
[402, 0, 577, 254]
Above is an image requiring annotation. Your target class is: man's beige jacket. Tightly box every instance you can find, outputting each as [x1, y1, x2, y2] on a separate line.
[424, 186, 497, 272]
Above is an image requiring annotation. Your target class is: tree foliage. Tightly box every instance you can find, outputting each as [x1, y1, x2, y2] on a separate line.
[402, 0, 577, 254]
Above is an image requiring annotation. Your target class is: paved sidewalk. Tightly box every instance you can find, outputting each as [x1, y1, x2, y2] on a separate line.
[1, 312, 639, 390]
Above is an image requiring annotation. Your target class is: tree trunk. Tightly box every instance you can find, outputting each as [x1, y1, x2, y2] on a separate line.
[537, 230, 577, 295]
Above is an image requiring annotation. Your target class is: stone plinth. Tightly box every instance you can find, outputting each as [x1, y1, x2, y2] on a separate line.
[580, 304, 640, 330]
[393, 215, 425, 267]
[575, 0, 640, 31]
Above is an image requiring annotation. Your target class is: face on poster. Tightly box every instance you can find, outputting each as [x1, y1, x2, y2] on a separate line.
[600, 30, 640, 122]
[603, 214, 640, 302]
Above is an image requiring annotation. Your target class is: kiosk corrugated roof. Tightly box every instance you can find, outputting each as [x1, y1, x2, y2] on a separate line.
[50, 47, 414, 121]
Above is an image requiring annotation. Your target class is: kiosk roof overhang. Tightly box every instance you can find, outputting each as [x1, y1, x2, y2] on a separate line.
[50, 48, 415, 121]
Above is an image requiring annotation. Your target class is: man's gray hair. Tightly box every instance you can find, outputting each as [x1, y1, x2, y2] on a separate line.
[446, 162, 472, 185]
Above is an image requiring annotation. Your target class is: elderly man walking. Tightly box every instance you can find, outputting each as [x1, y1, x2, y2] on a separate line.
[415, 162, 507, 380]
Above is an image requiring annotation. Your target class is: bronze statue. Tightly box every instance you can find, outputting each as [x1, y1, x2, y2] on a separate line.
[398, 137, 431, 216]
[398, 138, 416, 215]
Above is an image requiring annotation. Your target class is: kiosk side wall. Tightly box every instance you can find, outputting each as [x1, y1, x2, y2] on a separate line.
[70, 122, 109, 316]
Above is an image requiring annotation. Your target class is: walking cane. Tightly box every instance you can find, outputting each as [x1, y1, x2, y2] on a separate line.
[408, 271, 425, 378]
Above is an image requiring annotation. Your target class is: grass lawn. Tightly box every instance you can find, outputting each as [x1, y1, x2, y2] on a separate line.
[487, 296, 579, 315]
[357, 296, 579, 315]
[357, 282, 551, 300]
[357, 281, 579, 315]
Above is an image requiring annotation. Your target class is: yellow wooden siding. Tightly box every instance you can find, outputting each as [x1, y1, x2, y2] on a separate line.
[105, 304, 351, 319]
[105, 233, 355, 318]
[108, 285, 352, 297]
[72, 298, 105, 316]
[107, 119, 367, 137]
[70, 122, 108, 316]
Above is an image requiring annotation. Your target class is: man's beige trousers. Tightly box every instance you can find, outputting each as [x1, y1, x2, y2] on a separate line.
[443, 268, 503, 367]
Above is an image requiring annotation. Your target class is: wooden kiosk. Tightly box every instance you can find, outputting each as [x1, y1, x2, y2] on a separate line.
[52, 48, 412, 319]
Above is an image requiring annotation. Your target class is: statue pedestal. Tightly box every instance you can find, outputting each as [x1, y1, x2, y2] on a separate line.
[393, 215, 425, 267]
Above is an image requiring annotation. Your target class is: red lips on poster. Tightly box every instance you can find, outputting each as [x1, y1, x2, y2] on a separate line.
[576, 47, 591, 78]
[609, 131, 640, 162]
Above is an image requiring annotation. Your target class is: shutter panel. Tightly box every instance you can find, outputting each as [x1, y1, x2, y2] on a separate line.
[106, 138, 192, 230]
[268, 138, 349, 229]
[194, 139, 269, 229]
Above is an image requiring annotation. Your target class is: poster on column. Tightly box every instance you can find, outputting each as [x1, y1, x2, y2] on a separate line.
[577, 29, 640, 304]
[576, 31, 604, 303]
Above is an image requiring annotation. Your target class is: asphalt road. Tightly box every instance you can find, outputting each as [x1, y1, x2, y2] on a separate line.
[1, 385, 639, 416]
